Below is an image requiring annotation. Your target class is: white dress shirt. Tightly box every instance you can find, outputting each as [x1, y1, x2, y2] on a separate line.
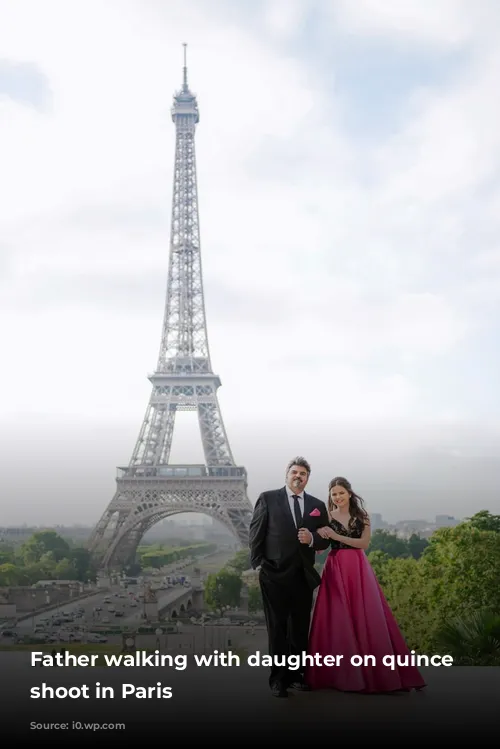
[285, 486, 314, 547]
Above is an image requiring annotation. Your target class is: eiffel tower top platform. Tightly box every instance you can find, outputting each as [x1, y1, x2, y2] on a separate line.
[116, 464, 247, 480]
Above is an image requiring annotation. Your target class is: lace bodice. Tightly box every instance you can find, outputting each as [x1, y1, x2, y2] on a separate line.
[329, 516, 364, 549]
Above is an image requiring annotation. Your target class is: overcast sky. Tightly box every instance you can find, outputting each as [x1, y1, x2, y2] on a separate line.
[1, 0, 500, 527]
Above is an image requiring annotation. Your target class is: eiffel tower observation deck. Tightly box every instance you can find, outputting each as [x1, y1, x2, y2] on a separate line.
[88, 45, 253, 570]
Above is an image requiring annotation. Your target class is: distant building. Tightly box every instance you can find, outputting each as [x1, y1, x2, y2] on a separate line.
[390, 519, 433, 539]
[385, 514, 461, 539]
[370, 513, 387, 531]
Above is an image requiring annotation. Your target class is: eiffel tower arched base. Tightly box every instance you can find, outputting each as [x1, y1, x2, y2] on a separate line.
[88, 472, 253, 571]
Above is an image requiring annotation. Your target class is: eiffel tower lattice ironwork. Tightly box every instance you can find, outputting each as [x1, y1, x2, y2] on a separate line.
[88, 45, 253, 570]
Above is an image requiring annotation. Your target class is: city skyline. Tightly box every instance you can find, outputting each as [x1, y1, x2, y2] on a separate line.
[0, 511, 466, 547]
[1, 1, 500, 526]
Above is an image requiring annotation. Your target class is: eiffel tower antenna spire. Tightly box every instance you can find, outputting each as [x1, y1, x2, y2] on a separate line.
[88, 46, 253, 571]
[182, 42, 188, 90]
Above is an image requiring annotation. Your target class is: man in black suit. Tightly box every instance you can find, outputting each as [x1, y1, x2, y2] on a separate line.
[249, 456, 330, 698]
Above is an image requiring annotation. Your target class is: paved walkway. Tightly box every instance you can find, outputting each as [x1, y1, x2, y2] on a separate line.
[2, 651, 498, 738]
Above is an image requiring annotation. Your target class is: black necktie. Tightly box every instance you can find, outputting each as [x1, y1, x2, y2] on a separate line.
[292, 494, 303, 527]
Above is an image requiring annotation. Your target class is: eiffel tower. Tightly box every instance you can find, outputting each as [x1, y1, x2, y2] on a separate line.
[88, 45, 253, 570]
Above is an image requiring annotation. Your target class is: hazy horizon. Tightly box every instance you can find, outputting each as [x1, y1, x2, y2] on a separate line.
[2, 410, 499, 526]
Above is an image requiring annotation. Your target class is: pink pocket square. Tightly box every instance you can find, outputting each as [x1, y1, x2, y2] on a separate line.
[309, 508, 321, 517]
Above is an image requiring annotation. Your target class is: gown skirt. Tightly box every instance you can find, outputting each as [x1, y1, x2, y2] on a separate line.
[305, 548, 427, 692]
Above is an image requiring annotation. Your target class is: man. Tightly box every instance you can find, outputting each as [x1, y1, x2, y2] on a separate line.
[249, 457, 330, 698]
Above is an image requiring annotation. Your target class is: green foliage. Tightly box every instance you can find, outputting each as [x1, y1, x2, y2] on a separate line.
[368, 529, 428, 559]
[0, 563, 21, 586]
[137, 542, 217, 569]
[465, 510, 500, 534]
[371, 518, 500, 659]
[433, 609, 500, 666]
[0, 546, 15, 565]
[225, 549, 251, 574]
[248, 585, 263, 614]
[419, 523, 500, 618]
[123, 562, 142, 577]
[0, 530, 96, 587]
[407, 533, 429, 559]
[372, 555, 437, 651]
[19, 530, 71, 564]
[366, 550, 390, 577]
[204, 568, 242, 615]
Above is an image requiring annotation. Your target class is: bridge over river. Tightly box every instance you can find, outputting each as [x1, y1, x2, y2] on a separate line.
[155, 583, 203, 619]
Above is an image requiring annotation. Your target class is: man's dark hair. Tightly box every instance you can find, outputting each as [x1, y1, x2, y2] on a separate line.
[286, 456, 311, 475]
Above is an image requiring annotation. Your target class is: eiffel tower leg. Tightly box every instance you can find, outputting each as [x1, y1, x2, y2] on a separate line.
[198, 399, 234, 466]
[129, 404, 177, 468]
[87, 495, 126, 562]
[113, 523, 149, 568]
[157, 407, 176, 464]
[88, 502, 150, 571]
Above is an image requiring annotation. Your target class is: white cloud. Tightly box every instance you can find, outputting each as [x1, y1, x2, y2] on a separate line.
[261, 0, 309, 40]
[332, 0, 486, 48]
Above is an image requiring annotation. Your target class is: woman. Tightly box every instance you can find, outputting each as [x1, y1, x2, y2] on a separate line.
[305, 477, 426, 693]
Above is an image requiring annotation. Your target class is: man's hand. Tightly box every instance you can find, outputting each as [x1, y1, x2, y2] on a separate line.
[298, 527, 313, 545]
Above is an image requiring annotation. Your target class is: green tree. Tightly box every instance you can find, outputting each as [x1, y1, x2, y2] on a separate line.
[142, 554, 163, 569]
[0, 546, 14, 566]
[19, 562, 50, 585]
[372, 520, 500, 654]
[434, 609, 500, 666]
[372, 555, 437, 650]
[54, 558, 78, 579]
[407, 533, 429, 559]
[420, 523, 500, 620]
[138, 542, 217, 570]
[19, 530, 70, 565]
[465, 510, 500, 534]
[366, 549, 390, 576]
[0, 530, 96, 586]
[123, 562, 142, 577]
[204, 569, 242, 616]
[368, 529, 410, 558]
[226, 549, 251, 574]
[0, 562, 22, 586]
[248, 585, 263, 614]
[68, 547, 94, 581]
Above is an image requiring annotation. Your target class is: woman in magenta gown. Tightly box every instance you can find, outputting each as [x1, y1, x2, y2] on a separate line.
[305, 477, 426, 693]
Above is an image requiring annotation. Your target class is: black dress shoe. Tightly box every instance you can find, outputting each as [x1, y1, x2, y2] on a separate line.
[270, 682, 288, 698]
[289, 678, 311, 691]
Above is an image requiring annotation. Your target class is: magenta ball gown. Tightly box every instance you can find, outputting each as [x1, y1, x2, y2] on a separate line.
[305, 517, 427, 693]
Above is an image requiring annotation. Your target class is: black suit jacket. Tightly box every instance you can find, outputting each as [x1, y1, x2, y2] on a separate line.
[249, 487, 330, 580]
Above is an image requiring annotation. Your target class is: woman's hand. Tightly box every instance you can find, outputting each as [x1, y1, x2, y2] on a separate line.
[317, 526, 334, 539]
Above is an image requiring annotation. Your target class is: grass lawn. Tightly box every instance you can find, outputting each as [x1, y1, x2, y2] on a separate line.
[197, 554, 233, 572]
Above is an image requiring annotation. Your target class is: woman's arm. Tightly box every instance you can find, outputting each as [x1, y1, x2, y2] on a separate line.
[316, 521, 371, 550]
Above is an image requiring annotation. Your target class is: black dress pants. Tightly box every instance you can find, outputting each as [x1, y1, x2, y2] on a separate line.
[259, 562, 313, 686]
